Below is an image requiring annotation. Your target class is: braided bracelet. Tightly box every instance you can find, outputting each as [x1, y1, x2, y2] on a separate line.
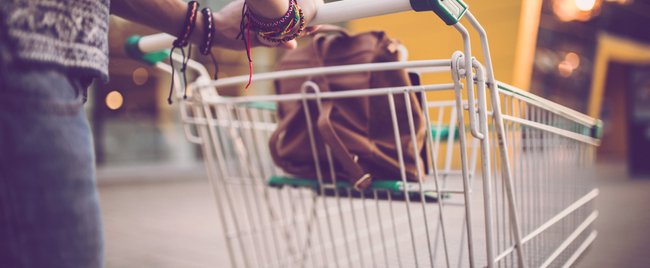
[173, 1, 200, 48]
[257, 2, 305, 43]
[200, 7, 214, 55]
[168, 1, 200, 104]
[247, 0, 295, 32]
[200, 7, 219, 80]
[257, 6, 299, 37]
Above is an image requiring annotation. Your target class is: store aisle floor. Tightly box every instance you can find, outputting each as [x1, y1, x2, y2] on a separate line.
[99, 161, 650, 267]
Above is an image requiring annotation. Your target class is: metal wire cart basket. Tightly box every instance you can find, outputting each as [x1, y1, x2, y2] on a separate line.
[126, 0, 603, 267]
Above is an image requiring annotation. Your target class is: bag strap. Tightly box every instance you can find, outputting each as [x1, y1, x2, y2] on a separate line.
[317, 100, 372, 191]
[268, 101, 302, 169]
[313, 30, 372, 190]
[310, 24, 366, 65]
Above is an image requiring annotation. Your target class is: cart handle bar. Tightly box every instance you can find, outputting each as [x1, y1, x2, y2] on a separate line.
[128, 0, 468, 56]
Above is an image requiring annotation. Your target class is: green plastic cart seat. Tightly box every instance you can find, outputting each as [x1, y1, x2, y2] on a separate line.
[268, 176, 447, 203]
[430, 125, 460, 141]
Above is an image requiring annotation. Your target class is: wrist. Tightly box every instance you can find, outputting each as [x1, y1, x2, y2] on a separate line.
[189, 11, 206, 45]
[210, 10, 240, 49]
[171, 1, 200, 48]
[246, 0, 290, 19]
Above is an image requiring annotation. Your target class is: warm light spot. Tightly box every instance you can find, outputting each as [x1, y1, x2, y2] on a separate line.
[565, 52, 581, 69]
[554, 0, 579, 21]
[132, 67, 149, 85]
[553, 0, 600, 21]
[106, 91, 124, 110]
[558, 61, 575, 77]
[575, 0, 597, 11]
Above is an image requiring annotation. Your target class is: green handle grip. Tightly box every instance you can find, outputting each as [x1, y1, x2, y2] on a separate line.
[410, 0, 468, 25]
[592, 120, 604, 139]
[124, 35, 171, 65]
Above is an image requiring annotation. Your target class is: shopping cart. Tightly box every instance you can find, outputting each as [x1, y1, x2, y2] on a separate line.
[125, 0, 602, 267]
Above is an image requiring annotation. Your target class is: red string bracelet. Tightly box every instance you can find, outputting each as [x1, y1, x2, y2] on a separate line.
[239, 0, 301, 91]
[238, 2, 254, 90]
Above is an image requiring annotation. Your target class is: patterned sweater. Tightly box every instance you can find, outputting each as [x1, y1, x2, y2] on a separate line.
[1, 0, 110, 81]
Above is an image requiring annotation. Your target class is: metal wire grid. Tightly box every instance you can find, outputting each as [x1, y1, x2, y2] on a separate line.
[178, 74, 599, 267]
[491, 89, 598, 268]
[186, 94, 478, 268]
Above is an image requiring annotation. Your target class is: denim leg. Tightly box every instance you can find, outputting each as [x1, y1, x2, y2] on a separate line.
[0, 66, 104, 268]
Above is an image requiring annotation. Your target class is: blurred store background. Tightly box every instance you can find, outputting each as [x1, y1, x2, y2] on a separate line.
[94, 0, 282, 181]
[97, 0, 650, 267]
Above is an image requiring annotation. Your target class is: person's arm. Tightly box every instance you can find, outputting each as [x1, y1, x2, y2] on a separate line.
[110, 0, 194, 41]
[111, 0, 322, 50]
[245, 0, 290, 19]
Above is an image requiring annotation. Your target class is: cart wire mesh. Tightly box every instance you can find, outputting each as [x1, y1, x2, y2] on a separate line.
[173, 55, 600, 268]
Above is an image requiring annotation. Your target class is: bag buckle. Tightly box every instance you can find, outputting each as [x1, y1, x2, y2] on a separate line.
[353, 173, 372, 191]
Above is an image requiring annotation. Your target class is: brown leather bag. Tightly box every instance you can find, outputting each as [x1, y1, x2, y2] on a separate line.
[269, 29, 426, 190]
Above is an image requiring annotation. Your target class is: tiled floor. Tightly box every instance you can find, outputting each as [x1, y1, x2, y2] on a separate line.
[98, 161, 650, 267]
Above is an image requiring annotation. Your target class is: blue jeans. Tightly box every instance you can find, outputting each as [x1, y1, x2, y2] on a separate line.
[0, 49, 104, 266]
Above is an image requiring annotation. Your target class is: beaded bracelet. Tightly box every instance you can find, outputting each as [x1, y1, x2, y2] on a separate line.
[168, 1, 200, 104]
[238, 0, 304, 90]
[246, 0, 303, 43]
[257, 2, 305, 43]
[247, 0, 295, 32]
[257, 7, 299, 37]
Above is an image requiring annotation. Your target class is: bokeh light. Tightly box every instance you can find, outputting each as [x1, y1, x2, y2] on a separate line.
[132, 67, 149, 86]
[576, 0, 597, 11]
[553, 0, 601, 21]
[565, 52, 581, 69]
[558, 61, 575, 77]
[106, 91, 124, 110]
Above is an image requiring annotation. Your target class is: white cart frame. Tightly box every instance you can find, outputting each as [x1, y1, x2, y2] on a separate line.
[126, 1, 602, 267]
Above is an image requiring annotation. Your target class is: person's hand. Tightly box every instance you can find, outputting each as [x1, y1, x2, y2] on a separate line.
[212, 0, 324, 50]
